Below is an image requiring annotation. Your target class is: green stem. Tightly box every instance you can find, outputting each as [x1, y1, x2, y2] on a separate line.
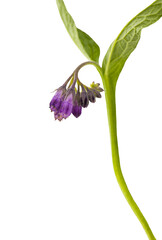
[72, 60, 156, 239]
[102, 75, 156, 240]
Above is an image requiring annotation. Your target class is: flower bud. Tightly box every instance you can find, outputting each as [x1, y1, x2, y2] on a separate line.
[72, 103, 82, 118]
[87, 88, 96, 103]
[92, 89, 101, 98]
[80, 91, 89, 108]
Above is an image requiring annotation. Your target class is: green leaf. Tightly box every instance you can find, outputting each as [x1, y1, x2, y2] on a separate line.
[56, 0, 100, 63]
[102, 0, 162, 86]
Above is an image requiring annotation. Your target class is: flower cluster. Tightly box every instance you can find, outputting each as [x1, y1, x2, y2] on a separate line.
[50, 71, 103, 121]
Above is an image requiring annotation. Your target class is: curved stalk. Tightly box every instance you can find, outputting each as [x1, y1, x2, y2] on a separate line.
[73, 61, 103, 82]
[102, 75, 156, 240]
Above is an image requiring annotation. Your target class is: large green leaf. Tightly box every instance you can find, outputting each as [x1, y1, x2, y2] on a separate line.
[102, 0, 162, 86]
[56, 0, 100, 63]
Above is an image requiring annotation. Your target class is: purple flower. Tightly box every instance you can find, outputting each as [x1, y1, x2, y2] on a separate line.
[59, 92, 74, 119]
[49, 71, 103, 121]
[50, 88, 77, 121]
[50, 89, 64, 112]
[72, 102, 82, 118]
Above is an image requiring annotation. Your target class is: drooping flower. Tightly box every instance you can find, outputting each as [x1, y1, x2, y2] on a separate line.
[49, 88, 65, 112]
[50, 67, 103, 121]
[58, 90, 74, 119]
[50, 88, 75, 121]
[72, 101, 82, 118]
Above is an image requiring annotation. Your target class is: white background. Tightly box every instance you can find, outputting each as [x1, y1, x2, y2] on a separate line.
[0, 0, 162, 239]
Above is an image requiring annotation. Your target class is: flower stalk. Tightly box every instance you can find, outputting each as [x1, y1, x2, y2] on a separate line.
[102, 73, 156, 240]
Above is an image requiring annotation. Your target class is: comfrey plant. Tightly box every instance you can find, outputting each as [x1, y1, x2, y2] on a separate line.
[50, 0, 162, 239]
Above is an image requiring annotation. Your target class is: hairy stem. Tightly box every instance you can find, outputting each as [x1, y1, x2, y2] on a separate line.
[73, 61, 103, 82]
[102, 75, 156, 240]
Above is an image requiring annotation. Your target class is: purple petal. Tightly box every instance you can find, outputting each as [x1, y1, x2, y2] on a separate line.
[72, 104, 82, 118]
